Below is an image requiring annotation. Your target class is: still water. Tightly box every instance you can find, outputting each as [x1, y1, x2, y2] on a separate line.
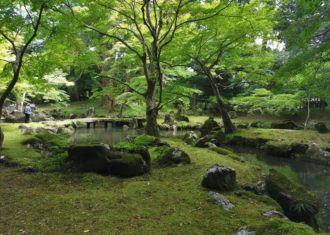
[71, 127, 187, 145]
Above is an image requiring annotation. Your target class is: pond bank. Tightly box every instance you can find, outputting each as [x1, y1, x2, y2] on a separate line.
[232, 146, 330, 232]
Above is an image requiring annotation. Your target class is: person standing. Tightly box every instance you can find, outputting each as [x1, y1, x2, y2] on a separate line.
[23, 104, 32, 123]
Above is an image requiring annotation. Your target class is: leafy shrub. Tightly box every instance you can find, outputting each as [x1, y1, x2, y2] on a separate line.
[230, 89, 303, 115]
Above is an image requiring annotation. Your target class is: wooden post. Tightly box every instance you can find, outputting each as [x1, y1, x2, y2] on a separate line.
[87, 122, 90, 129]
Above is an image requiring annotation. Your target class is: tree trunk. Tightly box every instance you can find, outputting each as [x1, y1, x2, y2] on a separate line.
[304, 95, 311, 130]
[208, 76, 235, 133]
[145, 80, 160, 136]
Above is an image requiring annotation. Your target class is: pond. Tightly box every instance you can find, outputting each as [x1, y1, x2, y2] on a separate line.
[71, 127, 189, 145]
[233, 147, 330, 232]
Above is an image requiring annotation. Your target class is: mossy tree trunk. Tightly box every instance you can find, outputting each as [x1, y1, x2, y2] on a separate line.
[208, 75, 235, 133]
[195, 59, 235, 134]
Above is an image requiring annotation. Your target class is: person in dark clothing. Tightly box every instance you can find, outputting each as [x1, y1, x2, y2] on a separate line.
[23, 104, 32, 123]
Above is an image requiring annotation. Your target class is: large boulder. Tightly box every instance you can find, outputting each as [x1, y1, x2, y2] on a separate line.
[200, 117, 220, 137]
[266, 170, 319, 228]
[183, 131, 198, 145]
[67, 144, 150, 177]
[201, 165, 236, 191]
[67, 144, 112, 173]
[271, 121, 299, 130]
[155, 146, 191, 166]
[107, 152, 148, 177]
[0, 127, 4, 149]
[111, 146, 151, 170]
[314, 122, 329, 134]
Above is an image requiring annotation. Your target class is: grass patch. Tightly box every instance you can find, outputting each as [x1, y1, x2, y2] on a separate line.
[229, 128, 330, 148]
[0, 124, 70, 171]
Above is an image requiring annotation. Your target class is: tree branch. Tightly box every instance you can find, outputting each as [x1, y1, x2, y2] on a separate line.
[102, 76, 146, 97]
[84, 24, 144, 60]
[0, 31, 17, 55]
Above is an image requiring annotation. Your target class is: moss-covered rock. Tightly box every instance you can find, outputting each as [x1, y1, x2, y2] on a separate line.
[201, 164, 236, 192]
[67, 144, 151, 177]
[67, 144, 112, 173]
[154, 146, 191, 166]
[182, 131, 198, 145]
[111, 146, 151, 172]
[266, 169, 319, 229]
[194, 135, 212, 148]
[200, 117, 220, 137]
[107, 153, 148, 178]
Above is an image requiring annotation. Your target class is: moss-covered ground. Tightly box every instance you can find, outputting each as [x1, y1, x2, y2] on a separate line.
[0, 122, 324, 234]
[228, 128, 330, 148]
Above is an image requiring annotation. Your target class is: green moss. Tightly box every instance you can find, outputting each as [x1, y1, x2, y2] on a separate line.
[108, 153, 146, 177]
[267, 170, 318, 207]
[252, 218, 316, 235]
[0, 124, 43, 166]
[0, 124, 320, 234]
[209, 146, 242, 161]
[230, 128, 330, 148]
[134, 134, 158, 146]
[209, 146, 234, 155]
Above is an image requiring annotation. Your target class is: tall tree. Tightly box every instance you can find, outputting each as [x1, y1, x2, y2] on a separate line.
[166, 0, 275, 133]
[62, 0, 235, 136]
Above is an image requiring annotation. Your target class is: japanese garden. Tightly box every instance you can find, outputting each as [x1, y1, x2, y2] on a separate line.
[0, 0, 329, 234]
